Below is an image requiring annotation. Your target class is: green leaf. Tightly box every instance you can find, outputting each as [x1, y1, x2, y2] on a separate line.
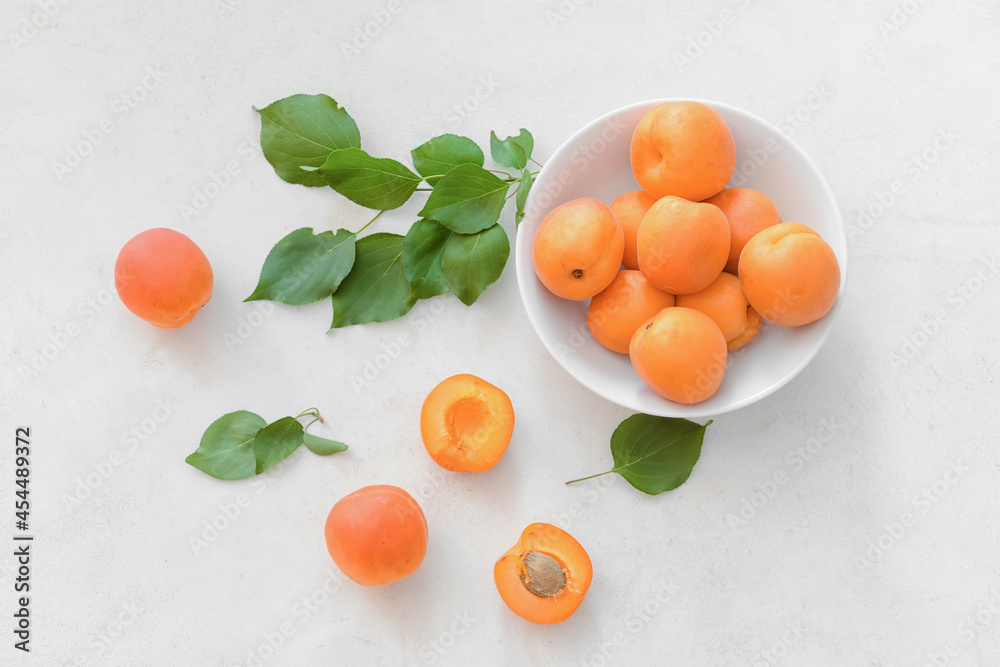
[252, 416, 305, 474]
[418, 164, 510, 234]
[330, 233, 416, 328]
[490, 129, 533, 170]
[441, 223, 510, 306]
[303, 433, 348, 456]
[317, 148, 421, 210]
[604, 415, 711, 495]
[514, 168, 533, 227]
[255, 94, 361, 187]
[402, 219, 452, 300]
[245, 228, 356, 305]
[411, 134, 484, 179]
[186, 411, 266, 480]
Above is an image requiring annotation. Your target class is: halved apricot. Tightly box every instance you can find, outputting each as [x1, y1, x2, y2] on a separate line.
[420, 374, 514, 472]
[494, 523, 592, 624]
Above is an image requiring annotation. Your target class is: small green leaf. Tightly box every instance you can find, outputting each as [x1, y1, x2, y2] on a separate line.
[441, 223, 510, 306]
[186, 411, 266, 480]
[255, 94, 361, 187]
[317, 148, 421, 210]
[246, 228, 356, 305]
[490, 129, 533, 170]
[515, 168, 533, 227]
[330, 233, 415, 328]
[411, 134, 484, 179]
[606, 415, 711, 495]
[303, 433, 348, 456]
[419, 164, 510, 234]
[402, 219, 452, 299]
[252, 417, 305, 474]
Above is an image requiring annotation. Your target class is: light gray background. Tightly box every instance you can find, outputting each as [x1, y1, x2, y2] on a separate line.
[2, 1, 998, 665]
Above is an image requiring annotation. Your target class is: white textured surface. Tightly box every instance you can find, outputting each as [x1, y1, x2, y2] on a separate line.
[2, 1, 998, 666]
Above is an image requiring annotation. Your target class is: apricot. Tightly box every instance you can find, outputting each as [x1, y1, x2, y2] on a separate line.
[630, 307, 727, 404]
[324, 485, 428, 587]
[420, 374, 515, 472]
[738, 223, 841, 327]
[609, 190, 656, 270]
[675, 272, 750, 343]
[630, 101, 736, 201]
[636, 196, 730, 295]
[532, 198, 624, 300]
[587, 270, 675, 354]
[114, 228, 213, 328]
[727, 307, 761, 352]
[703, 187, 782, 274]
[494, 523, 592, 624]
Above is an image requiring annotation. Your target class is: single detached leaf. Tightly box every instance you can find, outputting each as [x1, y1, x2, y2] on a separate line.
[317, 148, 421, 210]
[252, 416, 305, 474]
[246, 228, 356, 305]
[490, 129, 533, 170]
[514, 168, 533, 227]
[303, 433, 348, 456]
[255, 94, 361, 187]
[186, 411, 266, 480]
[441, 223, 510, 306]
[411, 134, 484, 179]
[418, 164, 510, 234]
[402, 219, 452, 299]
[330, 233, 416, 328]
[609, 415, 712, 495]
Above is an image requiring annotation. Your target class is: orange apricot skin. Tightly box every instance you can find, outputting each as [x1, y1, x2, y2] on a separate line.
[609, 190, 656, 270]
[630, 101, 736, 201]
[494, 523, 593, 625]
[703, 187, 782, 275]
[532, 198, 625, 301]
[324, 485, 428, 587]
[114, 228, 213, 328]
[420, 374, 515, 472]
[738, 223, 841, 327]
[629, 307, 728, 404]
[727, 307, 761, 352]
[675, 272, 749, 342]
[587, 270, 675, 354]
[636, 197, 730, 295]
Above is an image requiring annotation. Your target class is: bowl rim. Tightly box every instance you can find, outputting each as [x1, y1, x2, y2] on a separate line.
[514, 97, 848, 417]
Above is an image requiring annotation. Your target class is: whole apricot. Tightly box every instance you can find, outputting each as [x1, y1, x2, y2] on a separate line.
[630, 307, 728, 404]
[630, 101, 736, 201]
[587, 270, 675, 354]
[739, 223, 841, 327]
[727, 307, 762, 352]
[532, 198, 624, 301]
[636, 196, 730, 295]
[675, 272, 750, 343]
[609, 190, 656, 270]
[494, 523, 592, 624]
[703, 187, 782, 274]
[324, 485, 428, 587]
[114, 228, 213, 328]
[420, 374, 514, 472]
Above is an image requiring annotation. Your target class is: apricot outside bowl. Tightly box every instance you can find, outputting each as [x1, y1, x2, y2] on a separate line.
[514, 99, 847, 417]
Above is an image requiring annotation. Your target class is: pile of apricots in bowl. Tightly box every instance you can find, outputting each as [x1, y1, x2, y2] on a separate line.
[520, 100, 845, 412]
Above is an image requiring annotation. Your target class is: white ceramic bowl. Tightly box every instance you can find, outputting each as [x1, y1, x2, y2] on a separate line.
[515, 99, 847, 418]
